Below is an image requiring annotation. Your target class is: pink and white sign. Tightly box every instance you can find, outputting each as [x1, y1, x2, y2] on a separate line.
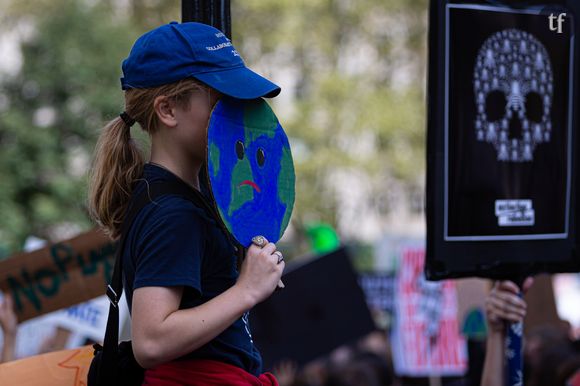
[391, 245, 467, 376]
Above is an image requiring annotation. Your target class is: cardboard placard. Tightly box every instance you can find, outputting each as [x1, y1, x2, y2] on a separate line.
[44, 294, 130, 345]
[0, 345, 93, 386]
[206, 97, 295, 247]
[0, 229, 116, 321]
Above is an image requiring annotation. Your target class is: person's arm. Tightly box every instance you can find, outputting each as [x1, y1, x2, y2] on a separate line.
[0, 294, 18, 363]
[481, 278, 533, 386]
[132, 241, 284, 369]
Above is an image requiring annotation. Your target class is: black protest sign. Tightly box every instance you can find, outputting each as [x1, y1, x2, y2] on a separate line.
[426, 1, 580, 279]
[249, 248, 376, 370]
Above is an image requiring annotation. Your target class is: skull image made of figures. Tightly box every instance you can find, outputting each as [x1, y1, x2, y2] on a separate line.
[473, 29, 553, 162]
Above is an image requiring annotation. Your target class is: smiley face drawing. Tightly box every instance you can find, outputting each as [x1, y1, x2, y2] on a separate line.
[207, 97, 295, 247]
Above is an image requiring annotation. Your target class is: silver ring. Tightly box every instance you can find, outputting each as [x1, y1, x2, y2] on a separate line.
[274, 251, 284, 264]
[251, 235, 267, 248]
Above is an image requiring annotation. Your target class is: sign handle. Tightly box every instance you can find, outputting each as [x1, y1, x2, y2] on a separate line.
[506, 278, 524, 386]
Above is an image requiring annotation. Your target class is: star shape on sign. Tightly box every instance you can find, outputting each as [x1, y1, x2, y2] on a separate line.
[57, 346, 94, 386]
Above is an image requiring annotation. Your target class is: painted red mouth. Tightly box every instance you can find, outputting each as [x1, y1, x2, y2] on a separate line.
[238, 180, 261, 193]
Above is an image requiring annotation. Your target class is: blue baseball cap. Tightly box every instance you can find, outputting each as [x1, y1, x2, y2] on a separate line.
[121, 22, 280, 99]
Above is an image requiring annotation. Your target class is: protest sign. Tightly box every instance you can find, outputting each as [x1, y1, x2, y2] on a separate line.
[358, 272, 396, 316]
[426, 1, 580, 279]
[0, 345, 93, 386]
[0, 228, 116, 321]
[250, 248, 376, 370]
[44, 294, 130, 345]
[391, 245, 467, 376]
[206, 97, 295, 248]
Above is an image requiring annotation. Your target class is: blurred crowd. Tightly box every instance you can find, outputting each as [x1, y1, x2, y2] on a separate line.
[266, 280, 580, 386]
[268, 329, 580, 386]
[1, 281, 580, 386]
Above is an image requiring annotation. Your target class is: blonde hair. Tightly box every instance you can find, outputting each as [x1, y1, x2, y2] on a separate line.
[88, 78, 208, 239]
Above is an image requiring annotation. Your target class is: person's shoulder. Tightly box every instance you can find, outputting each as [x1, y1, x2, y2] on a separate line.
[133, 165, 208, 218]
[129, 194, 209, 247]
[145, 194, 208, 224]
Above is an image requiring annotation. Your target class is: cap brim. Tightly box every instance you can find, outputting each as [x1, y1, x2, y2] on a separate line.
[193, 66, 281, 99]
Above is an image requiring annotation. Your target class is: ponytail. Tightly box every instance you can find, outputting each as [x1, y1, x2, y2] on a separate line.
[88, 116, 144, 239]
[88, 78, 209, 239]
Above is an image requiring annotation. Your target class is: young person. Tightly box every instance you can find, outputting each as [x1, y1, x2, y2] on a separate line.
[89, 22, 285, 385]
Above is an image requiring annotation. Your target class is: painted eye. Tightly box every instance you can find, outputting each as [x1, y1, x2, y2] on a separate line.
[257, 148, 265, 167]
[236, 141, 245, 160]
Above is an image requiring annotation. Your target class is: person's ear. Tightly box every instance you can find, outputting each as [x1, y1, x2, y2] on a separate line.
[153, 95, 178, 128]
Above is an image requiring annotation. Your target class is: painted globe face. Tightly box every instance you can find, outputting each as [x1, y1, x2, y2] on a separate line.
[207, 97, 295, 247]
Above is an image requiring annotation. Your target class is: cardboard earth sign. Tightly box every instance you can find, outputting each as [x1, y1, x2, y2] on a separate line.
[0, 345, 93, 386]
[207, 97, 295, 247]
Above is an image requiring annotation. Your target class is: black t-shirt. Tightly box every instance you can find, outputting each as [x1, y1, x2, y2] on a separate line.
[122, 163, 262, 375]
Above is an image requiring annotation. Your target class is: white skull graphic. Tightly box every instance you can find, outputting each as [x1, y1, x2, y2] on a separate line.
[473, 29, 553, 162]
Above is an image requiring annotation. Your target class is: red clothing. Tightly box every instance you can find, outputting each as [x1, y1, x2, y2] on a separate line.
[143, 359, 279, 386]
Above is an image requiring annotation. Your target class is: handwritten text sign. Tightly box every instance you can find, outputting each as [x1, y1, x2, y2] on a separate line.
[0, 229, 116, 322]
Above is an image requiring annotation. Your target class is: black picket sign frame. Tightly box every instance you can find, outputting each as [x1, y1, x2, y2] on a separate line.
[426, 0, 580, 280]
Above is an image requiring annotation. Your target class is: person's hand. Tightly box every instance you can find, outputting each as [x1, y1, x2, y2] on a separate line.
[485, 278, 533, 333]
[0, 294, 18, 337]
[236, 236, 285, 306]
[272, 359, 298, 386]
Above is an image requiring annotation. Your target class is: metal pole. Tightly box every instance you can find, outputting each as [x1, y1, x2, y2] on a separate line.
[506, 278, 525, 386]
[182, 0, 232, 39]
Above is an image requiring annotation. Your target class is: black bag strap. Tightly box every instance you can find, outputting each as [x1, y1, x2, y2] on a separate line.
[107, 179, 221, 306]
[98, 177, 222, 384]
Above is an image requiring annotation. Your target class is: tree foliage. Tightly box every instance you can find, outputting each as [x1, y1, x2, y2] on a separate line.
[0, 1, 140, 251]
[0, 0, 427, 255]
[234, 0, 428, 244]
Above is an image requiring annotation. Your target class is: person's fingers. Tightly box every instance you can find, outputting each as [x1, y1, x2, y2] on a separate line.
[522, 277, 534, 294]
[487, 296, 524, 319]
[247, 241, 276, 258]
[490, 289, 526, 310]
[0, 296, 7, 314]
[276, 260, 285, 289]
[488, 296, 525, 321]
[493, 293, 526, 314]
[497, 280, 521, 295]
[487, 303, 522, 323]
[273, 251, 284, 264]
[5, 294, 13, 310]
[261, 242, 277, 257]
[251, 235, 269, 248]
[247, 243, 261, 256]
